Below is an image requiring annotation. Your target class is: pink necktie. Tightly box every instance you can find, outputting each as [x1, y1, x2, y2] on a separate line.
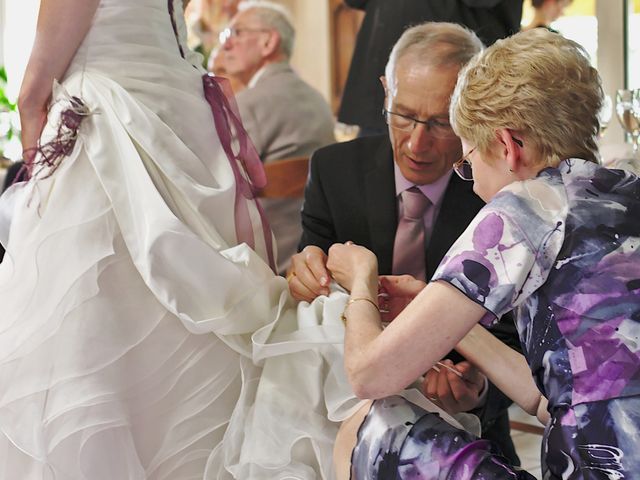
[392, 187, 431, 281]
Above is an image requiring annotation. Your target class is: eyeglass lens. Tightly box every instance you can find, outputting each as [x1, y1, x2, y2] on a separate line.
[457, 160, 473, 180]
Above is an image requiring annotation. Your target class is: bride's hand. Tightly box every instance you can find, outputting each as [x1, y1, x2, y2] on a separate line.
[16, 0, 101, 166]
[326, 242, 378, 293]
[18, 101, 48, 165]
[378, 275, 426, 321]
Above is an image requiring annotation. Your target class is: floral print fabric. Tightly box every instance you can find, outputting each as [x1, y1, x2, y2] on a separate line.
[435, 159, 640, 407]
[354, 159, 640, 479]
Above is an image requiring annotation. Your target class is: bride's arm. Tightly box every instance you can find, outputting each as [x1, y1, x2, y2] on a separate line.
[18, 0, 100, 161]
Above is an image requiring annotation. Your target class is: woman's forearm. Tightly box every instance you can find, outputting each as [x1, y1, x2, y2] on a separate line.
[19, 0, 99, 111]
[19, 0, 99, 157]
[342, 273, 384, 397]
[344, 281, 486, 399]
[456, 324, 547, 421]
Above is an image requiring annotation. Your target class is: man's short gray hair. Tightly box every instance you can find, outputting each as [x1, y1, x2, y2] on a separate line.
[238, 1, 295, 59]
[384, 22, 484, 85]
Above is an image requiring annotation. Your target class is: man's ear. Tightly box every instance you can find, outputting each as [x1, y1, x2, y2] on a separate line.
[261, 30, 281, 57]
[380, 76, 389, 107]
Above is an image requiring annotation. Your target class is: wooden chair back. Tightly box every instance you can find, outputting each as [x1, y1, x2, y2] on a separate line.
[259, 156, 310, 199]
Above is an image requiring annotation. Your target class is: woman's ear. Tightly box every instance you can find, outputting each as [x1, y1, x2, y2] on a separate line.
[496, 129, 522, 173]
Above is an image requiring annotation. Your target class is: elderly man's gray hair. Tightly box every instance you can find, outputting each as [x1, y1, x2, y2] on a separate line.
[238, 1, 295, 59]
[384, 22, 484, 86]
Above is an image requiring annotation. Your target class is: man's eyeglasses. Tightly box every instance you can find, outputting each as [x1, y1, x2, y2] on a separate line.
[382, 108, 457, 139]
[219, 26, 271, 45]
[453, 137, 523, 182]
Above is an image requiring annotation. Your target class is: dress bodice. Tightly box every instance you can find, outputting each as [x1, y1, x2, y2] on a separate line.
[67, 0, 200, 84]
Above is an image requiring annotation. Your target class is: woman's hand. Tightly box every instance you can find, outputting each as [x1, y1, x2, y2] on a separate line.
[326, 242, 378, 293]
[378, 275, 426, 322]
[18, 100, 48, 164]
[17, 0, 100, 165]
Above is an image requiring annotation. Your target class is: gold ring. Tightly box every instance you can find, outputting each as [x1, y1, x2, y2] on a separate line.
[286, 271, 296, 282]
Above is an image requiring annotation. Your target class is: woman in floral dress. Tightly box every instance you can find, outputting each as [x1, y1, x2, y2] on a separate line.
[328, 28, 640, 479]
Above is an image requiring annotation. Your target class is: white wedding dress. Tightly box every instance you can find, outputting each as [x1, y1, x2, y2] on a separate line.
[0, 0, 329, 478]
[0, 1, 470, 478]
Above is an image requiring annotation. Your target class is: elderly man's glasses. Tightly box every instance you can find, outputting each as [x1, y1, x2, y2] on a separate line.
[219, 26, 270, 45]
[382, 108, 457, 139]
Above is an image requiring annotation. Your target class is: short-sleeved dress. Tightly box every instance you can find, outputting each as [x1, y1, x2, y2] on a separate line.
[352, 158, 640, 479]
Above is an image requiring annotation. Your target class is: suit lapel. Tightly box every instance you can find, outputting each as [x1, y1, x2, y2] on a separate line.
[364, 137, 397, 275]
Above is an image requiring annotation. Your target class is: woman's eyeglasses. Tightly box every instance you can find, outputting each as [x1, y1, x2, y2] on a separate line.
[452, 137, 523, 182]
[453, 147, 476, 181]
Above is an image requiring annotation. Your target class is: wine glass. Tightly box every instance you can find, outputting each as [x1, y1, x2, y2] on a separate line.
[597, 94, 612, 139]
[615, 89, 640, 156]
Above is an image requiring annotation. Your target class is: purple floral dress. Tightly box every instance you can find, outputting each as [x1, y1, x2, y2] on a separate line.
[352, 159, 640, 479]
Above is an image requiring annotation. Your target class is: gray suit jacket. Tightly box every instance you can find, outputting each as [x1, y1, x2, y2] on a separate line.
[237, 62, 335, 273]
[237, 62, 335, 163]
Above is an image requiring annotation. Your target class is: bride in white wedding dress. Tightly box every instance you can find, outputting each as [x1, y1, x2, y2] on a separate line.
[0, 0, 364, 478]
[0, 1, 468, 478]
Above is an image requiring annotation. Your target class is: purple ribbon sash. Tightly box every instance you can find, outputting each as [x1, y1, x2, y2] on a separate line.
[202, 74, 276, 272]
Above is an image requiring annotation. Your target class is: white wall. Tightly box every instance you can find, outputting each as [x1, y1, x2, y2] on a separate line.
[3, 0, 39, 102]
[0, 0, 4, 68]
[596, 0, 627, 147]
[278, 0, 332, 103]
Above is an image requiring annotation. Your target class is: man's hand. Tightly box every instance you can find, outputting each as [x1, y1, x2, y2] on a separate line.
[287, 246, 331, 302]
[422, 360, 486, 415]
[377, 275, 426, 322]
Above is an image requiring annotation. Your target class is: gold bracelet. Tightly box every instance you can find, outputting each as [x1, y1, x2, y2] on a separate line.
[341, 296, 379, 325]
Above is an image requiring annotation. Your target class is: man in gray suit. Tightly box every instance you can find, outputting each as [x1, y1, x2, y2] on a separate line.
[220, 1, 335, 273]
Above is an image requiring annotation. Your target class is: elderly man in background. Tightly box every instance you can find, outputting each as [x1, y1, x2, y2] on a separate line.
[220, 0, 335, 273]
[289, 22, 522, 465]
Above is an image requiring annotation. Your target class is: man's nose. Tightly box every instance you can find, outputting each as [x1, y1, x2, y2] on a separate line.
[407, 123, 431, 153]
[222, 36, 235, 50]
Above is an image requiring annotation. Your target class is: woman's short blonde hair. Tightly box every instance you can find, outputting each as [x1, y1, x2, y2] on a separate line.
[450, 28, 603, 167]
